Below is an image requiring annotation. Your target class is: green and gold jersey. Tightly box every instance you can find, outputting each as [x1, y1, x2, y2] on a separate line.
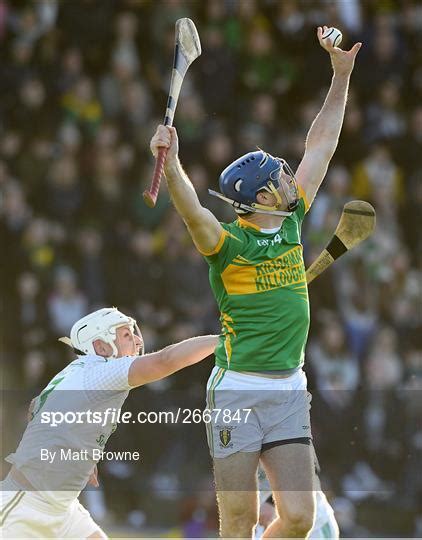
[202, 193, 310, 372]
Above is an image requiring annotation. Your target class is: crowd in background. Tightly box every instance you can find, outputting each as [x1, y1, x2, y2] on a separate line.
[0, 0, 421, 537]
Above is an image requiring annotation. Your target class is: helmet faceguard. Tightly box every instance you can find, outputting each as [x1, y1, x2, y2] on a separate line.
[60, 308, 144, 360]
[209, 151, 299, 217]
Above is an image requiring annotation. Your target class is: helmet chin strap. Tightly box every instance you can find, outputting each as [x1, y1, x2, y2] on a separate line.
[251, 181, 286, 214]
[208, 189, 294, 217]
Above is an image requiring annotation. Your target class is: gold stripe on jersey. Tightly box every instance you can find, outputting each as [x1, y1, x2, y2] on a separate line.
[237, 217, 261, 231]
[221, 245, 306, 295]
[290, 284, 308, 300]
[200, 229, 242, 256]
[221, 312, 236, 366]
[233, 254, 253, 265]
[198, 229, 227, 256]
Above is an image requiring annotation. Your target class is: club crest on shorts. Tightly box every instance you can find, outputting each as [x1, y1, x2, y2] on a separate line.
[219, 427, 233, 448]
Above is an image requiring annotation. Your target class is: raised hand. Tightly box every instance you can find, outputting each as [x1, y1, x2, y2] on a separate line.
[150, 125, 179, 163]
[317, 26, 362, 77]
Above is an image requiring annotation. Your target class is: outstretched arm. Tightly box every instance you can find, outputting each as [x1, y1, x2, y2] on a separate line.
[150, 126, 223, 254]
[295, 26, 362, 208]
[128, 334, 218, 387]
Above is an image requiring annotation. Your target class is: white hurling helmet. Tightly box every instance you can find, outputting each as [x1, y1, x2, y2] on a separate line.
[64, 307, 144, 359]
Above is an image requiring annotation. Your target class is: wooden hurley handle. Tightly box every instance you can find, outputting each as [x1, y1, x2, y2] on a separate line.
[306, 249, 335, 284]
[144, 19, 201, 208]
[143, 147, 168, 208]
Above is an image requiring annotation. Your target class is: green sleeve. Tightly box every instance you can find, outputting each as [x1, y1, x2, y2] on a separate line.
[201, 223, 243, 270]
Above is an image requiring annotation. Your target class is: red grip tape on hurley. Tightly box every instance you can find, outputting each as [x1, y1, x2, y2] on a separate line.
[143, 147, 168, 208]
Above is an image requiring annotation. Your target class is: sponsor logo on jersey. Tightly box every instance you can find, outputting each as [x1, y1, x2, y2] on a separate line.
[221, 245, 307, 295]
[257, 233, 283, 246]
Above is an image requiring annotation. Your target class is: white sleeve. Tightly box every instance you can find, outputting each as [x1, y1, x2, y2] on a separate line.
[84, 356, 135, 391]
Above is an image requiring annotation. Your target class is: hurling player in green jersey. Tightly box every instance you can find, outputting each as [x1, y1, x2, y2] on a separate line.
[151, 27, 361, 539]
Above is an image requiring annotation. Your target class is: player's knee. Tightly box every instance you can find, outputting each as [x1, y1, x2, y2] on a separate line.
[283, 507, 314, 537]
[221, 504, 257, 535]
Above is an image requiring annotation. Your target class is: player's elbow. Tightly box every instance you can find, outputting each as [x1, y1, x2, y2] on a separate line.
[127, 360, 148, 387]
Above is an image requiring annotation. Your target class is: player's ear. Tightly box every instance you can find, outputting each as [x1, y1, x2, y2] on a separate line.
[256, 191, 271, 205]
[93, 339, 110, 357]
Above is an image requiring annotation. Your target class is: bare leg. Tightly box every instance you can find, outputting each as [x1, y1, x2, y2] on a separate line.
[213, 451, 261, 538]
[261, 443, 315, 538]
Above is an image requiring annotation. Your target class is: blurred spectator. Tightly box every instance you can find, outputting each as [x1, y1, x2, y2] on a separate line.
[62, 76, 102, 136]
[75, 227, 106, 307]
[174, 91, 206, 158]
[351, 144, 404, 233]
[238, 93, 278, 150]
[336, 96, 367, 166]
[16, 137, 53, 206]
[357, 13, 407, 100]
[45, 155, 83, 223]
[331, 497, 369, 537]
[197, 26, 237, 117]
[204, 127, 233, 180]
[242, 20, 296, 96]
[335, 0, 362, 33]
[274, 0, 307, 46]
[342, 288, 377, 362]
[309, 317, 359, 392]
[119, 80, 152, 140]
[12, 77, 48, 132]
[361, 327, 407, 486]
[47, 265, 87, 337]
[365, 327, 403, 390]
[56, 47, 84, 95]
[22, 217, 56, 278]
[111, 12, 140, 78]
[121, 228, 167, 322]
[0, 179, 31, 239]
[7, 2, 58, 45]
[16, 271, 48, 353]
[365, 79, 406, 144]
[23, 350, 47, 393]
[306, 165, 351, 242]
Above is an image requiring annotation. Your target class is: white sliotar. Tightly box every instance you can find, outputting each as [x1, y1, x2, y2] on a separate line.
[322, 27, 343, 47]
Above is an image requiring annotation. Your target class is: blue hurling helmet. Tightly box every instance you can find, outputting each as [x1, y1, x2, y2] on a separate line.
[209, 150, 300, 217]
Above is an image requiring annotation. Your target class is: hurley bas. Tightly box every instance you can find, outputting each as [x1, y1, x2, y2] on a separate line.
[40, 448, 141, 463]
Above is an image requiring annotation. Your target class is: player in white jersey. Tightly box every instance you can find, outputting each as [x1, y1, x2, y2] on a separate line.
[1, 307, 217, 538]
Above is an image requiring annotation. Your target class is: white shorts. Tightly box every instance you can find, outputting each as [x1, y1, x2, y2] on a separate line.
[309, 512, 339, 539]
[206, 367, 312, 458]
[0, 476, 104, 538]
[311, 491, 339, 539]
